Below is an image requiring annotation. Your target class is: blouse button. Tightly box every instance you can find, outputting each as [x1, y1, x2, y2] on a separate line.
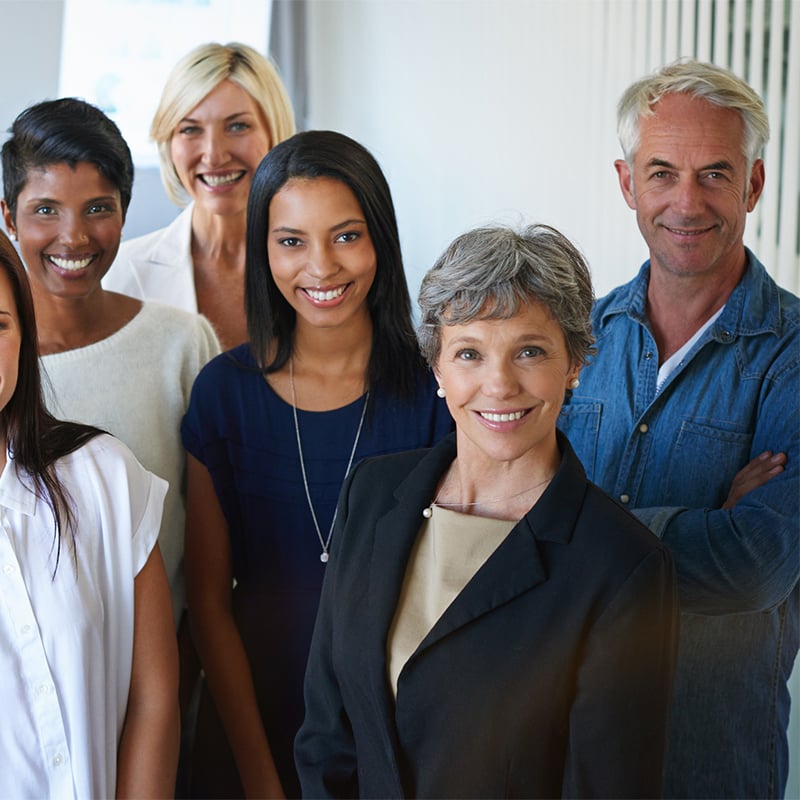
[52, 754, 64, 767]
[20, 624, 31, 635]
[620, 494, 630, 504]
[3, 564, 14, 574]
[639, 423, 649, 433]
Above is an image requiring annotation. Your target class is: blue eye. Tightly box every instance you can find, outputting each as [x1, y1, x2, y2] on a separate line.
[520, 346, 544, 358]
[229, 121, 250, 132]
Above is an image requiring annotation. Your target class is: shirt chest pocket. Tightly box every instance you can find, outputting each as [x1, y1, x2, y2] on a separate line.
[558, 401, 603, 478]
[667, 420, 753, 507]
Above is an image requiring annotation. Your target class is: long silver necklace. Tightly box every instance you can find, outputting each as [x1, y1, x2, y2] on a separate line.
[289, 358, 369, 563]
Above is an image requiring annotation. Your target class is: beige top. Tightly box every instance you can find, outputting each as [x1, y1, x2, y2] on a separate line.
[387, 506, 515, 697]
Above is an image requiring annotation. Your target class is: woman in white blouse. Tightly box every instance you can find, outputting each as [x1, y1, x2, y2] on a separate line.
[105, 41, 295, 349]
[0, 229, 178, 798]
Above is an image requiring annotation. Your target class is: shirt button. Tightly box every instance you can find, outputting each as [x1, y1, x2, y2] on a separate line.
[20, 624, 31, 635]
[3, 564, 14, 574]
[52, 753, 63, 767]
[639, 423, 649, 433]
[620, 494, 630, 504]
[38, 684, 50, 695]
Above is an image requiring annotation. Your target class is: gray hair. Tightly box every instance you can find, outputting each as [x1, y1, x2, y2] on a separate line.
[417, 224, 595, 369]
[617, 59, 769, 168]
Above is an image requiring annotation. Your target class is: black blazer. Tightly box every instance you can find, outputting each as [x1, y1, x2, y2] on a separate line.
[296, 433, 678, 799]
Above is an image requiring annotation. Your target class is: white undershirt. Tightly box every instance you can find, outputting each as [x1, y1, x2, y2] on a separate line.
[657, 306, 725, 392]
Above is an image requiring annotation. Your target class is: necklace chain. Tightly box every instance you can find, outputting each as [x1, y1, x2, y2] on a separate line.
[422, 474, 554, 518]
[290, 358, 369, 562]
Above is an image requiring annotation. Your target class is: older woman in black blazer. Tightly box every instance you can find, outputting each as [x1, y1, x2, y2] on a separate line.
[295, 224, 679, 799]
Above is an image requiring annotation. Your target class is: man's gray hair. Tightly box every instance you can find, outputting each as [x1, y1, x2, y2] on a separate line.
[417, 224, 595, 369]
[617, 59, 769, 168]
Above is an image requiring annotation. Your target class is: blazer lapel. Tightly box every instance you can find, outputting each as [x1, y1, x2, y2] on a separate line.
[416, 515, 546, 656]
[413, 431, 587, 658]
[128, 206, 197, 312]
[361, 437, 457, 791]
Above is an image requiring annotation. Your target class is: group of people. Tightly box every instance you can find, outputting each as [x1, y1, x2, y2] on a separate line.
[0, 36, 795, 800]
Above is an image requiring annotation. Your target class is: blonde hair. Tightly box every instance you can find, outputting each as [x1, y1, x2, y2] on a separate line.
[151, 41, 296, 205]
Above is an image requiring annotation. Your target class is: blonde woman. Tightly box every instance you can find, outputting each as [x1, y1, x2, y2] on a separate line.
[105, 42, 295, 349]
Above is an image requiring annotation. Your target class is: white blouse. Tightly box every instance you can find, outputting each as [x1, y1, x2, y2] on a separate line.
[0, 434, 166, 799]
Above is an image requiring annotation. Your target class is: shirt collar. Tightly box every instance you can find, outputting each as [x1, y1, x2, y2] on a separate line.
[0, 452, 38, 517]
[596, 248, 783, 340]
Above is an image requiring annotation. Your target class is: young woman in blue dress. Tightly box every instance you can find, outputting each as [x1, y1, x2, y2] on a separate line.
[181, 130, 452, 798]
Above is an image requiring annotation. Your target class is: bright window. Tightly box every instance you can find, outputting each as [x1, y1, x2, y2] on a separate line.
[58, 0, 270, 166]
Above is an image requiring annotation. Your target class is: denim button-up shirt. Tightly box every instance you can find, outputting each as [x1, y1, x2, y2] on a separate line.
[558, 250, 799, 799]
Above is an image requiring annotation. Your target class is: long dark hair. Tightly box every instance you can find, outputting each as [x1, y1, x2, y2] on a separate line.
[245, 130, 424, 398]
[0, 231, 102, 571]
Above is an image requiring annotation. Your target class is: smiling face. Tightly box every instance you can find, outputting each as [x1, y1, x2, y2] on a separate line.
[170, 79, 272, 217]
[0, 268, 21, 432]
[267, 176, 377, 332]
[2, 161, 123, 301]
[435, 300, 580, 470]
[615, 92, 764, 284]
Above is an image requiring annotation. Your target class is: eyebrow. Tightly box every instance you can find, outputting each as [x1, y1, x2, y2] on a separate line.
[179, 110, 256, 124]
[646, 157, 735, 171]
[447, 331, 556, 346]
[271, 218, 367, 235]
[23, 194, 118, 206]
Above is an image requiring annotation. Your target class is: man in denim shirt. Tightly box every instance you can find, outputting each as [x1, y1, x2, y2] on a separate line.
[559, 60, 799, 799]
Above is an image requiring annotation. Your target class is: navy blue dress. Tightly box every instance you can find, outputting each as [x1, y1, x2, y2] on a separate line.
[181, 344, 452, 798]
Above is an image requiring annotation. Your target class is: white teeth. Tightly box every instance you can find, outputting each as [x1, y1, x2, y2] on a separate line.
[202, 171, 244, 186]
[307, 286, 346, 301]
[480, 410, 525, 422]
[50, 255, 92, 271]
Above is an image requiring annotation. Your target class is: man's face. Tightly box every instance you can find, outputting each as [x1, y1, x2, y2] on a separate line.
[615, 92, 764, 283]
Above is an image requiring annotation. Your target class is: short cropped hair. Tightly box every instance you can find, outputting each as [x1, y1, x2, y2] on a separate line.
[2, 98, 134, 221]
[617, 59, 769, 168]
[417, 224, 595, 370]
[151, 41, 296, 206]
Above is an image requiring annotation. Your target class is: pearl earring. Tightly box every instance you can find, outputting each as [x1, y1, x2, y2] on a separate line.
[8, 232, 16, 242]
[436, 386, 446, 399]
[569, 378, 580, 390]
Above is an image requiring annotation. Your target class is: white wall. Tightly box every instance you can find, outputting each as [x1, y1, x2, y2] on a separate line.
[306, 0, 648, 303]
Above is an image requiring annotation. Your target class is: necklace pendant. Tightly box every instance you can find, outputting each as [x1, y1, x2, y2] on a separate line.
[320, 551, 329, 563]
